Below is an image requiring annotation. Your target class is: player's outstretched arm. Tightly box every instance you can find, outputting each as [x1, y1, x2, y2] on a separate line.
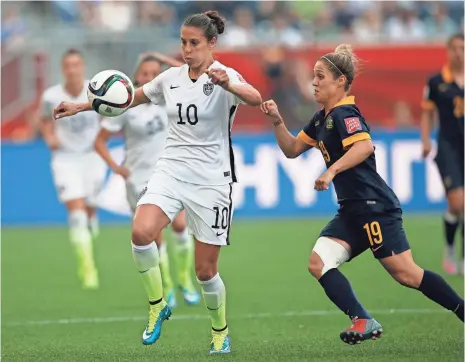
[53, 87, 150, 120]
[261, 100, 311, 158]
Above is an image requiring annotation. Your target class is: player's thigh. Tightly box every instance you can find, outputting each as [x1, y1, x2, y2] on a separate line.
[378, 249, 423, 288]
[171, 210, 187, 233]
[126, 180, 147, 214]
[319, 210, 362, 260]
[51, 157, 86, 203]
[84, 152, 107, 207]
[133, 171, 183, 246]
[349, 203, 411, 260]
[194, 239, 221, 281]
[182, 183, 234, 247]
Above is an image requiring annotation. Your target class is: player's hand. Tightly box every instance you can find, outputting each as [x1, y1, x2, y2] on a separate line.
[205, 69, 230, 90]
[260, 100, 282, 121]
[422, 139, 432, 158]
[314, 169, 336, 191]
[53, 102, 79, 120]
[114, 166, 130, 179]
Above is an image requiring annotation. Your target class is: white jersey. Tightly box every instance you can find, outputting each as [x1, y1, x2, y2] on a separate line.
[143, 61, 246, 186]
[41, 81, 101, 155]
[101, 103, 168, 184]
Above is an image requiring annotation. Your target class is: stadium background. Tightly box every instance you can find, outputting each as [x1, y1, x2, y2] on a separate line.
[2, 1, 464, 361]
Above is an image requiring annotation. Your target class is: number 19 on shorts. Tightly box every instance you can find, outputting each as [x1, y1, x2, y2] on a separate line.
[363, 221, 383, 248]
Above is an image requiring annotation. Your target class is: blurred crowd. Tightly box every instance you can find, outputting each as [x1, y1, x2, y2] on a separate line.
[3, 1, 464, 50]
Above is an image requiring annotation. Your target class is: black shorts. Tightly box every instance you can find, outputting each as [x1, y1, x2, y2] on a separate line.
[435, 140, 464, 193]
[320, 201, 410, 260]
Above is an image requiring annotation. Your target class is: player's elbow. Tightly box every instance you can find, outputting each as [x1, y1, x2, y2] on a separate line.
[283, 149, 298, 159]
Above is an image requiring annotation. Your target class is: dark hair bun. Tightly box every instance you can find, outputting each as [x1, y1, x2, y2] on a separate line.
[204, 10, 225, 35]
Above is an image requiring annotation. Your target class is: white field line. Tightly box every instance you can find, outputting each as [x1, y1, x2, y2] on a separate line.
[4, 308, 447, 327]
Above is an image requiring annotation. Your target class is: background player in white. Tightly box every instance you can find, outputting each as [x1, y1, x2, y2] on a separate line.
[94, 53, 200, 308]
[40, 49, 106, 289]
[53, 11, 262, 354]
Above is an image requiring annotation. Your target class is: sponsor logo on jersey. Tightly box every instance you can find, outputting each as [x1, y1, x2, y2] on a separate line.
[203, 82, 214, 96]
[344, 117, 362, 134]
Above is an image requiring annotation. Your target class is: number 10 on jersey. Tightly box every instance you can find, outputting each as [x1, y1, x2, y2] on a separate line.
[177, 103, 198, 125]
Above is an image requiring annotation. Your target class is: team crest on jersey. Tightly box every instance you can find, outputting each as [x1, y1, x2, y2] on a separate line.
[439, 83, 448, 93]
[203, 82, 215, 96]
[326, 116, 334, 129]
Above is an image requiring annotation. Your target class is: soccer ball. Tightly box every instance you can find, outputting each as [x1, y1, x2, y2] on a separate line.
[87, 70, 134, 117]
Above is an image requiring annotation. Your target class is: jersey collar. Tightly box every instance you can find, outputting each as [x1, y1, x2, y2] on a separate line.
[441, 65, 454, 83]
[324, 96, 356, 115]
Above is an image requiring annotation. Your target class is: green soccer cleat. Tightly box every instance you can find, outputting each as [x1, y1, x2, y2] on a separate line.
[340, 318, 383, 345]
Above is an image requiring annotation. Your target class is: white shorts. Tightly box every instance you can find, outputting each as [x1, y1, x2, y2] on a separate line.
[126, 179, 149, 212]
[51, 152, 107, 205]
[137, 170, 234, 246]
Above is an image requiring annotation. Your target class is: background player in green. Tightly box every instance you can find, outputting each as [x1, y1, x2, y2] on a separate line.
[261, 44, 464, 345]
[421, 33, 464, 275]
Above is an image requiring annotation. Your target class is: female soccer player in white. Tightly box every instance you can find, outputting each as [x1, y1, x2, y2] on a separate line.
[53, 11, 262, 354]
[94, 53, 200, 308]
[40, 49, 106, 289]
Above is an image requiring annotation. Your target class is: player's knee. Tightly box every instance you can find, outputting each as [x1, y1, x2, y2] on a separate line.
[310, 237, 350, 280]
[195, 262, 217, 282]
[449, 198, 464, 217]
[131, 223, 155, 246]
[308, 252, 324, 279]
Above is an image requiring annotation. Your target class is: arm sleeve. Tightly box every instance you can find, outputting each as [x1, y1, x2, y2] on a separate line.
[421, 78, 437, 111]
[142, 70, 167, 105]
[297, 114, 318, 147]
[334, 110, 371, 149]
[101, 113, 125, 133]
[226, 68, 249, 105]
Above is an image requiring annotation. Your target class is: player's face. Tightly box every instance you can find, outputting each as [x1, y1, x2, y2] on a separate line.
[447, 38, 464, 68]
[312, 60, 343, 104]
[62, 54, 84, 84]
[136, 61, 161, 86]
[180, 26, 216, 68]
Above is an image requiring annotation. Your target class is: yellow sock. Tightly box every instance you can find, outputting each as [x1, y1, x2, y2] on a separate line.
[69, 210, 96, 277]
[173, 230, 194, 289]
[158, 243, 174, 296]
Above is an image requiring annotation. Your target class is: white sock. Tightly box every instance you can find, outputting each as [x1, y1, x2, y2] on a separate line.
[89, 215, 100, 239]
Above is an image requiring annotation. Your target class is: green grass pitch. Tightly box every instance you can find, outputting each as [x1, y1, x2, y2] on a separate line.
[2, 216, 464, 361]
